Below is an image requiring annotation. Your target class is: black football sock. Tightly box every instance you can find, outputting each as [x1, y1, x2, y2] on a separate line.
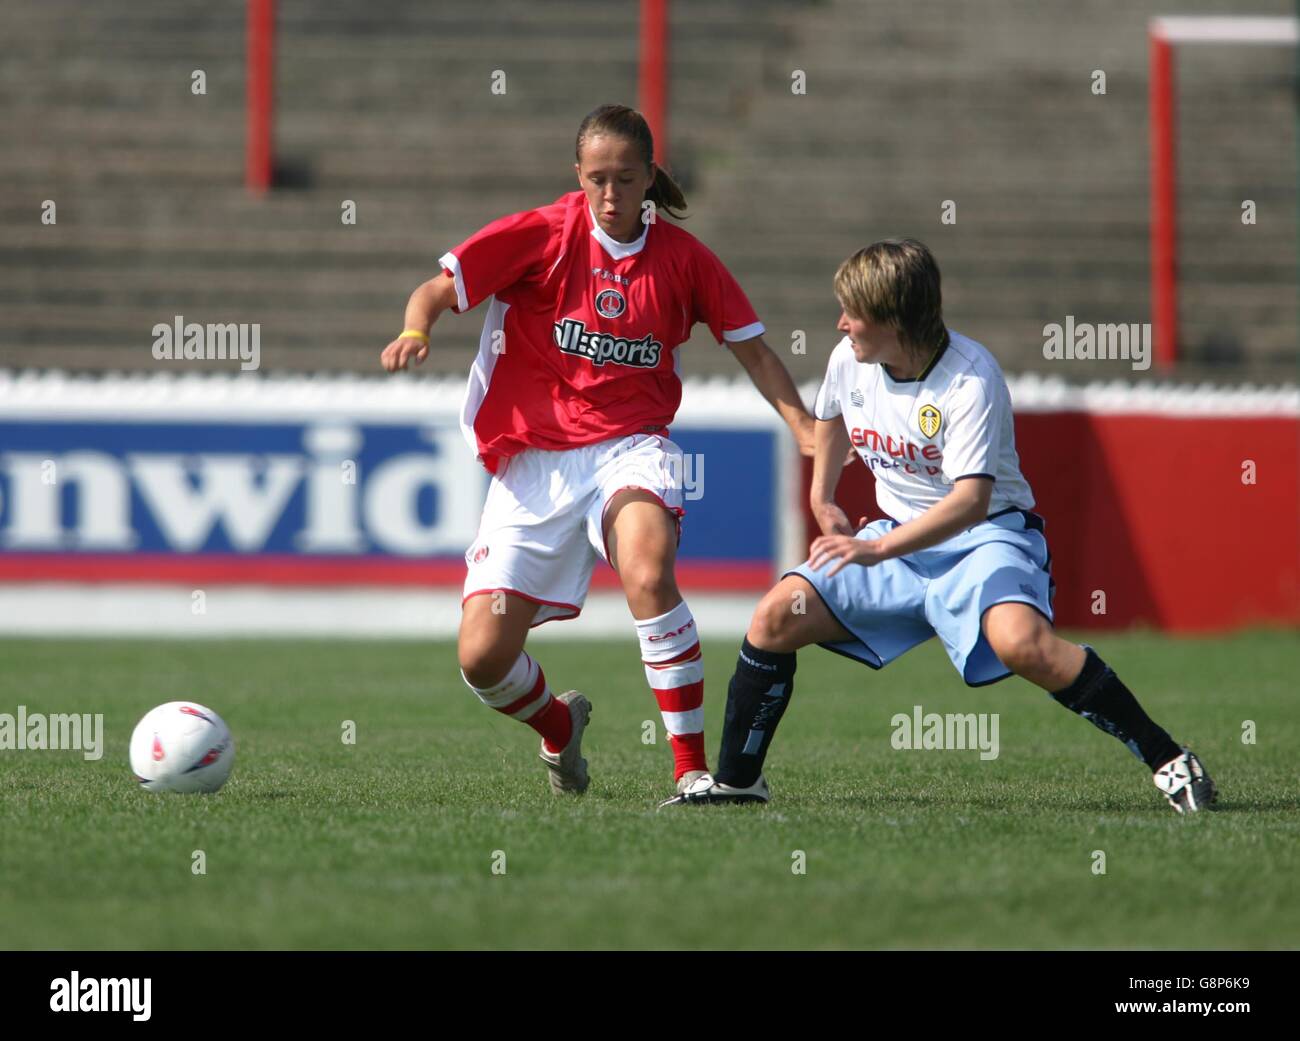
[715, 638, 797, 788]
[1049, 646, 1181, 770]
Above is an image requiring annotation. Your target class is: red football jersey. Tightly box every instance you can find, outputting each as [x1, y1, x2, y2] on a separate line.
[439, 190, 763, 472]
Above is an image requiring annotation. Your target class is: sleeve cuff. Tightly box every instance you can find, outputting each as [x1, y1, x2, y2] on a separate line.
[954, 473, 996, 482]
[722, 321, 765, 344]
[438, 251, 470, 313]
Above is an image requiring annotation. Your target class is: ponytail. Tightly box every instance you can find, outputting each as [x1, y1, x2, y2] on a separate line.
[646, 165, 688, 220]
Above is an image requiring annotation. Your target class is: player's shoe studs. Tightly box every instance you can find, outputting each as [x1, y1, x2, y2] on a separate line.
[657, 772, 770, 809]
[538, 691, 592, 795]
[675, 769, 711, 794]
[1153, 748, 1216, 814]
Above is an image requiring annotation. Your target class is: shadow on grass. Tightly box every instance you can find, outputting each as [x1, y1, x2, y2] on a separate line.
[805, 789, 1274, 814]
[1209, 795, 1300, 813]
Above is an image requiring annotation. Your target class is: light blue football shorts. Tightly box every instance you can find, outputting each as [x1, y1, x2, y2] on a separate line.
[786, 509, 1055, 687]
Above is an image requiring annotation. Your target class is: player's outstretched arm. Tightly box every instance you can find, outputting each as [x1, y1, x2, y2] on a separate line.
[726, 335, 816, 455]
[380, 272, 460, 372]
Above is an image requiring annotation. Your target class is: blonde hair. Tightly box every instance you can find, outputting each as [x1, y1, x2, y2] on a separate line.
[833, 239, 947, 356]
[575, 104, 687, 219]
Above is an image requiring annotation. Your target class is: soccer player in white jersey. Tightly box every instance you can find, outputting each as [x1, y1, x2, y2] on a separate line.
[380, 105, 815, 799]
[665, 239, 1216, 814]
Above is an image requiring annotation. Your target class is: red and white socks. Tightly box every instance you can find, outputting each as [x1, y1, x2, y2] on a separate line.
[461, 606, 707, 782]
[636, 601, 709, 780]
[462, 651, 572, 754]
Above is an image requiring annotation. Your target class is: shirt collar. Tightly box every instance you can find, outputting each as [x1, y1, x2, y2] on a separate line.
[882, 332, 950, 384]
[588, 204, 649, 260]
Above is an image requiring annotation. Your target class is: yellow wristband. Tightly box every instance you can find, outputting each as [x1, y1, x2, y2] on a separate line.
[398, 329, 429, 343]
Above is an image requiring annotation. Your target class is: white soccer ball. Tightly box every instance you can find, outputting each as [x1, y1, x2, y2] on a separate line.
[129, 701, 235, 793]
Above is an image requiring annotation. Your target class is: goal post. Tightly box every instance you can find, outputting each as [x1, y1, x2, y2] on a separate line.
[1147, 15, 1298, 368]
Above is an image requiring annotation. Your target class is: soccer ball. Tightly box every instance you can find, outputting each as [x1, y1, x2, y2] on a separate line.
[129, 701, 235, 793]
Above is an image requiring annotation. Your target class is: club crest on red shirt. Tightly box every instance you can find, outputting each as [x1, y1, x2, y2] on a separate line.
[595, 288, 626, 319]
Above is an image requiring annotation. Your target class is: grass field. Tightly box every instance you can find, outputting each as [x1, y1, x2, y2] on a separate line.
[1, 630, 1297, 950]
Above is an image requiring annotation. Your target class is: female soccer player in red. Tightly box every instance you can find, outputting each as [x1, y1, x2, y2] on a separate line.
[381, 105, 814, 798]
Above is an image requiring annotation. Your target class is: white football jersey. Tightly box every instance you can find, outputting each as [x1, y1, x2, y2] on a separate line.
[814, 330, 1034, 523]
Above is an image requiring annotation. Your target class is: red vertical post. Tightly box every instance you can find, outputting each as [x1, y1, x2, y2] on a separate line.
[246, 0, 275, 195]
[639, 0, 669, 167]
[1149, 29, 1177, 368]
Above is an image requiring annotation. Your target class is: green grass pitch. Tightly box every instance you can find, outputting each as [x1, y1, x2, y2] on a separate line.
[1, 630, 1296, 950]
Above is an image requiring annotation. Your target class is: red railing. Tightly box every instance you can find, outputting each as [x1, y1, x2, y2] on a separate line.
[639, 0, 669, 167]
[245, 0, 275, 194]
[1148, 28, 1177, 369]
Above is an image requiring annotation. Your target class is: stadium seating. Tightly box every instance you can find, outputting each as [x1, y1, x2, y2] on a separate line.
[1, 0, 1293, 378]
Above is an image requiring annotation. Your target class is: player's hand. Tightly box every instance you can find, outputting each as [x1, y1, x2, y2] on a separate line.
[808, 533, 888, 576]
[381, 335, 428, 372]
[812, 500, 853, 536]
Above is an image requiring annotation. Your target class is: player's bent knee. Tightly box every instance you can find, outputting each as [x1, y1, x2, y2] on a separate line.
[618, 560, 679, 606]
[457, 622, 526, 689]
[990, 629, 1053, 679]
[620, 563, 673, 598]
[747, 587, 802, 652]
[457, 642, 519, 690]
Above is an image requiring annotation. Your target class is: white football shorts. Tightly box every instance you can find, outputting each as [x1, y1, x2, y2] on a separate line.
[462, 432, 686, 625]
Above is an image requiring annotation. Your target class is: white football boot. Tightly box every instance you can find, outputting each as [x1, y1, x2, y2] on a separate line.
[538, 691, 592, 795]
[657, 772, 770, 808]
[1153, 748, 1216, 814]
[676, 769, 711, 794]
